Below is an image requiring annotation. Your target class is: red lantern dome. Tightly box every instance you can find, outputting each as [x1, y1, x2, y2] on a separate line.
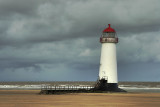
[103, 24, 116, 33]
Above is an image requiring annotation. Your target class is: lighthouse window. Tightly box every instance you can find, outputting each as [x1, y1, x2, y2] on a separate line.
[102, 33, 107, 37]
[107, 33, 115, 38]
[102, 32, 115, 38]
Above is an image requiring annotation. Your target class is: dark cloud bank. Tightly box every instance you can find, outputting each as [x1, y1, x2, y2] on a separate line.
[0, 0, 160, 81]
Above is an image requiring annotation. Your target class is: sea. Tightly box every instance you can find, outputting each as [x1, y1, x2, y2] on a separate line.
[0, 81, 160, 93]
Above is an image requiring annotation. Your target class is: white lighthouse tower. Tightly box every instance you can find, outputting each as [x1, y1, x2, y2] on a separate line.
[96, 24, 119, 91]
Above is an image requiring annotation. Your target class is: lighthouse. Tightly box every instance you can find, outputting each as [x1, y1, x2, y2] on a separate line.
[95, 24, 119, 91]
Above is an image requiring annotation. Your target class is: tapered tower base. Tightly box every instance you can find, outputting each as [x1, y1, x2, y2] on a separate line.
[94, 79, 126, 92]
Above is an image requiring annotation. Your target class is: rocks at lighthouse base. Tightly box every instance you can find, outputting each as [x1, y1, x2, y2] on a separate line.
[93, 79, 126, 92]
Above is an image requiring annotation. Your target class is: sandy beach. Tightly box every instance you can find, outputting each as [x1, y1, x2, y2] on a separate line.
[0, 90, 160, 107]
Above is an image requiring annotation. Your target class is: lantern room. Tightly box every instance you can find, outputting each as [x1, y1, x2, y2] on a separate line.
[100, 24, 118, 43]
[102, 24, 116, 38]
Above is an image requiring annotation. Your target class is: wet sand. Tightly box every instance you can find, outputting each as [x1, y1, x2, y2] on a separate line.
[0, 90, 160, 107]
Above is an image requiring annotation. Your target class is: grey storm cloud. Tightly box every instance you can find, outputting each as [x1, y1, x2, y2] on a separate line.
[1, 0, 160, 45]
[0, 0, 160, 81]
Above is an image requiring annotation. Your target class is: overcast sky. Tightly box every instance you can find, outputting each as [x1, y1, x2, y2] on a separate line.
[0, 0, 160, 81]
